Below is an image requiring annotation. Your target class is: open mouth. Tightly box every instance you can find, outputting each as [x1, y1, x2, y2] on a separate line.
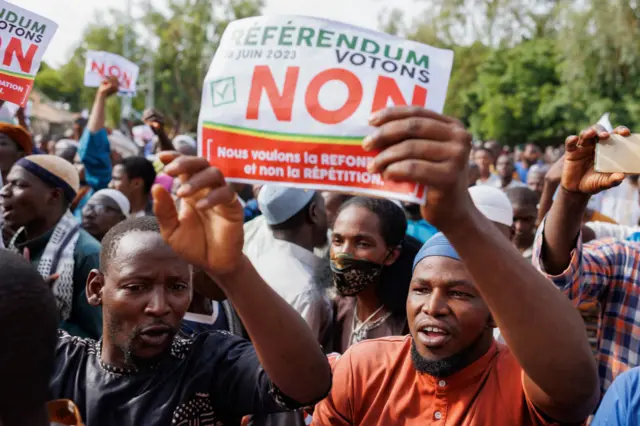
[417, 326, 452, 348]
[138, 326, 173, 346]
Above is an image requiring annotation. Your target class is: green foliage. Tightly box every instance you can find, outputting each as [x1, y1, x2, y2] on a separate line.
[35, 0, 640, 145]
[34, 0, 263, 132]
[383, 0, 640, 146]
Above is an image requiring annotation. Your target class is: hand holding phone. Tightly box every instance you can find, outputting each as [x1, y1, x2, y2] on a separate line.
[595, 133, 640, 174]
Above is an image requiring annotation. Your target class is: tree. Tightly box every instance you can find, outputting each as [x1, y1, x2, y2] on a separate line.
[145, 0, 263, 134]
[556, 0, 640, 128]
[464, 38, 572, 145]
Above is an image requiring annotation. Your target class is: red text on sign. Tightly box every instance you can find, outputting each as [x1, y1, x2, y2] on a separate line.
[246, 66, 428, 124]
[0, 36, 37, 74]
[90, 60, 132, 89]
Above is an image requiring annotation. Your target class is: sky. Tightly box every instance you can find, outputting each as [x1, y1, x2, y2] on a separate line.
[17, 0, 419, 67]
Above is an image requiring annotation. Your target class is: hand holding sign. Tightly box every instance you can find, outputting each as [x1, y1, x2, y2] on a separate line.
[0, 3, 58, 106]
[84, 51, 140, 95]
[365, 106, 473, 231]
[98, 76, 120, 98]
[198, 16, 454, 204]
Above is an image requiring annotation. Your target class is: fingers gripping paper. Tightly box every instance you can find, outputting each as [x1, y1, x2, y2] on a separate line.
[0, 1, 58, 106]
[197, 16, 454, 203]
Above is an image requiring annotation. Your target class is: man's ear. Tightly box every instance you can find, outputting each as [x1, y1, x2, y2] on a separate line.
[132, 177, 143, 191]
[86, 269, 105, 306]
[47, 188, 64, 207]
[384, 245, 402, 266]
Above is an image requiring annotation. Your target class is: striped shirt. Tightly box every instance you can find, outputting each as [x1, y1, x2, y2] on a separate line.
[532, 221, 640, 396]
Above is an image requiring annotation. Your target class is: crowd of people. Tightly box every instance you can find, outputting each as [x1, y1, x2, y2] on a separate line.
[3, 75, 640, 426]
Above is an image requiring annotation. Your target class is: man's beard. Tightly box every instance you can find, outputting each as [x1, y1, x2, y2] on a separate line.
[107, 316, 175, 369]
[410, 333, 487, 378]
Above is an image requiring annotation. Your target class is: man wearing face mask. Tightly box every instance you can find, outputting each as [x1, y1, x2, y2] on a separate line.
[329, 197, 421, 354]
[254, 185, 332, 343]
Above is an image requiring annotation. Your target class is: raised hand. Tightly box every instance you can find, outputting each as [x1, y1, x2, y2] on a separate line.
[562, 125, 629, 194]
[142, 108, 166, 135]
[365, 106, 473, 231]
[98, 76, 119, 98]
[152, 152, 245, 275]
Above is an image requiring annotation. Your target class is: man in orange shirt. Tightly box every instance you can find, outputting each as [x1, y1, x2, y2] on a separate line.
[312, 106, 599, 425]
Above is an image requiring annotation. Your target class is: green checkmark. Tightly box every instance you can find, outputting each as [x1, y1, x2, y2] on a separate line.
[210, 77, 236, 107]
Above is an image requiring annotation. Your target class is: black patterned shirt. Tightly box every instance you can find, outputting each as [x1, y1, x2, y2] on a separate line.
[51, 330, 299, 425]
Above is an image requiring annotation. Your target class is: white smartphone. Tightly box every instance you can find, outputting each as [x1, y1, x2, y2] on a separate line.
[595, 133, 640, 174]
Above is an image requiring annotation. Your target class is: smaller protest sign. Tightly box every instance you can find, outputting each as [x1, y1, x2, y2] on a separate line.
[197, 16, 454, 203]
[0, 1, 58, 106]
[84, 51, 140, 95]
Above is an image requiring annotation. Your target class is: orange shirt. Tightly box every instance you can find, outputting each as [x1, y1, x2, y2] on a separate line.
[313, 336, 557, 426]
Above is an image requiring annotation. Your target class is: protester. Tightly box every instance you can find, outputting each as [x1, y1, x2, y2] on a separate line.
[483, 140, 502, 165]
[72, 77, 119, 217]
[597, 175, 640, 226]
[403, 201, 438, 243]
[0, 250, 58, 426]
[142, 108, 175, 154]
[109, 156, 157, 217]
[467, 162, 480, 187]
[50, 153, 331, 424]
[253, 185, 332, 342]
[1, 154, 102, 339]
[54, 139, 79, 164]
[81, 188, 130, 241]
[592, 367, 640, 424]
[495, 153, 526, 190]
[0, 122, 32, 182]
[515, 143, 542, 183]
[313, 106, 598, 425]
[532, 124, 640, 396]
[322, 192, 353, 230]
[473, 147, 499, 186]
[329, 197, 421, 353]
[505, 187, 538, 260]
[526, 164, 546, 200]
[173, 134, 198, 156]
[72, 117, 88, 141]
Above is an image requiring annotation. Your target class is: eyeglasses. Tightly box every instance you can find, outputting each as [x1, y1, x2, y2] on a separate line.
[48, 399, 84, 425]
[82, 203, 122, 216]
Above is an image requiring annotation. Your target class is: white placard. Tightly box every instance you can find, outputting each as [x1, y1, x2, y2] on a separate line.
[0, 1, 58, 106]
[84, 50, 140, 95]
[198, 16, 454, 203]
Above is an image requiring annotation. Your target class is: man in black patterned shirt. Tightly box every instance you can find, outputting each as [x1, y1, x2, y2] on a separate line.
[50, 153, 332, 425]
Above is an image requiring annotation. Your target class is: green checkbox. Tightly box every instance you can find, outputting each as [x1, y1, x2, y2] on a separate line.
[210, 77, 237, 107]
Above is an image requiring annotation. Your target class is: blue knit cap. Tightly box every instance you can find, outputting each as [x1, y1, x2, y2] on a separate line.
[412, 232, 461, 272]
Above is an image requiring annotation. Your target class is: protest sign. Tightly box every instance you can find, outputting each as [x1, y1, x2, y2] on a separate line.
[198, 16, 454, 203]
[0, 1, 58, 106]
[84, 50, 140, 95]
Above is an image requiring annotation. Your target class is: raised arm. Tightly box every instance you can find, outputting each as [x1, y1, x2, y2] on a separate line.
[366, 106, 599, 422]
[142, 108, 174, 152]
[153, 152, 331, 406]
[539, 126, 627, 275]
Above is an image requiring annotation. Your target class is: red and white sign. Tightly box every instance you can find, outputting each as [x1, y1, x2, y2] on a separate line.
[198, 16, 454, 203]
[0, 1, 58, 106]
[84, 50, 139, 95]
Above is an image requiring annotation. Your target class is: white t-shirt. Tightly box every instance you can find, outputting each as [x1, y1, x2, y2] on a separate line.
[599, 179, 640, 226]
[252, 238, 332, 342]
[476, 173, 501, 187]
[494, 179, 527, 191]
[586, 221, 640, 241]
